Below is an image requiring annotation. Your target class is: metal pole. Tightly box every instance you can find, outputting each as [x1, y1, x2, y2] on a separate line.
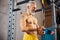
[8, 0, 16, 40]
[51, 0, 57, 40]
[42, 8, 45, 26]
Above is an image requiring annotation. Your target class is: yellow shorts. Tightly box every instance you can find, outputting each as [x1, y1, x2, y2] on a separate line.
[23, 33, 38, 40]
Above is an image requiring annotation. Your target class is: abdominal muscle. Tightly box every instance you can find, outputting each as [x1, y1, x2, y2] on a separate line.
[26, 24, 37, 35]
[26, 21, 37, 34]
[26, 17, 37, 35]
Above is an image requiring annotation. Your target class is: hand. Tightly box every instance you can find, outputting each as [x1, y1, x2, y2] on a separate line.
[50, 31, 54, 35]
[37, 26, 44, 35]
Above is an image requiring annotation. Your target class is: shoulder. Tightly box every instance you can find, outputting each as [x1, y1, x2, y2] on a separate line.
[20, 12, 28, 20]
[21, 12, 28, 18]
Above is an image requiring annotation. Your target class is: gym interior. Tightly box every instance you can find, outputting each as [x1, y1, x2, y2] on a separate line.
[0, 0, 60, 40]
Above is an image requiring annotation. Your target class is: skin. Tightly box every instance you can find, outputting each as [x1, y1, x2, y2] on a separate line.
[20, 3, 45, 35]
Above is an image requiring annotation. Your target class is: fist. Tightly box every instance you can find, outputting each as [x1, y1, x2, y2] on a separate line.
[37, 26, 45, 35]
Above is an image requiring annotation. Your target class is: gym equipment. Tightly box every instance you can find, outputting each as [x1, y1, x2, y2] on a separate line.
[8, 0, 16, 40]
[13, 8, 21, 11]
[51, 0, 57, 40]
[17, 0, 29, 5]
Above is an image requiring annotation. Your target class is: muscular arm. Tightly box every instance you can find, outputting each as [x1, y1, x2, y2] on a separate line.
[20, 18, 37, 32]
[20, 14, 45, 35]
[20, 15, 38, 33]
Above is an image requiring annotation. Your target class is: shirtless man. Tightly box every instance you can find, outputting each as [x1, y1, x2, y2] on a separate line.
[20, 1, 44, 40]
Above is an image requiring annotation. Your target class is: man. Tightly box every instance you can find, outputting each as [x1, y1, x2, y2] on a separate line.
[20, 1, 44, 40]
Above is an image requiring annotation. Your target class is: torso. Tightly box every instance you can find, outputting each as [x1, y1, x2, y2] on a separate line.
[26, 14, 37, 34]
[22, 13, 38, 34]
